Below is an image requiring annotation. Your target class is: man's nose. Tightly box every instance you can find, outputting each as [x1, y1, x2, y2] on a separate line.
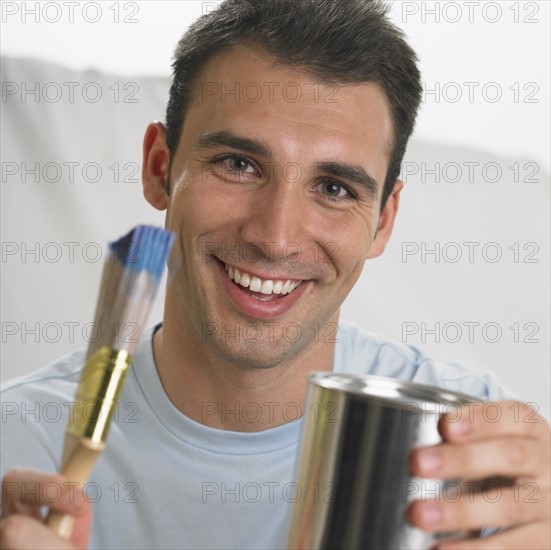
[239, 179, 307, 262]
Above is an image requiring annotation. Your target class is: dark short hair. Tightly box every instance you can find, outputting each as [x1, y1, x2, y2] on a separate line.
[166, 0, 422, 209]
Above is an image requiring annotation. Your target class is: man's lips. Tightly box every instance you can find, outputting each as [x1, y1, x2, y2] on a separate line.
[224, 263, 302, 297]
[213, 257, 310, 319]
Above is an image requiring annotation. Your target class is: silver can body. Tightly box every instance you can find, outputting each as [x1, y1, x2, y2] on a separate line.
[287, 374, 477, 550]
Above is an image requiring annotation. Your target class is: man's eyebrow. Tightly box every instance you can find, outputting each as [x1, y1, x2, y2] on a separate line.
[194, 132, 379, 200]
[314, 161, 379, 201]
[194, 131, 273, 158]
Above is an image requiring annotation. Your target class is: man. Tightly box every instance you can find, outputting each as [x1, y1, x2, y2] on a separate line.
[1, 1, 549, 549]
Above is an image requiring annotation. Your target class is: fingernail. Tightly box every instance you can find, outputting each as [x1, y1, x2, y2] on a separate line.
[433, 544, 457, 550]
[450, 417, 470, 436]
[418, 449, 441, 473]
[421, 502, 442, 526]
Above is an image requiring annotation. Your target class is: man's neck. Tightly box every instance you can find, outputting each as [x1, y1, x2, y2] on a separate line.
[151, 314, 337, 432]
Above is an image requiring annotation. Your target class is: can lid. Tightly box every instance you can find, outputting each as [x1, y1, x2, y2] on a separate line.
[309, 373, 478, 408]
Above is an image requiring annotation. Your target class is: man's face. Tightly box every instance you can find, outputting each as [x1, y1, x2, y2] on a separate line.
[148, 46, 398, 369]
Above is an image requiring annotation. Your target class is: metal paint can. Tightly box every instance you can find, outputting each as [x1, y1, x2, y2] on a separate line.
[287, 373, 478, 550]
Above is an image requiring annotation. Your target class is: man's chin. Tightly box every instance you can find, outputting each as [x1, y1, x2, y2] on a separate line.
[215, 348, 290, 371]
[205, 337, 302, 371]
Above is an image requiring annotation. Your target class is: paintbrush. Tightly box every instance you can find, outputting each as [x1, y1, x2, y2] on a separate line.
[47, 225, 174, 539]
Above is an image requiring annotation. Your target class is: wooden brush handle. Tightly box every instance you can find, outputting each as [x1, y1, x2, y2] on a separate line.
[46, 434, 105, 539]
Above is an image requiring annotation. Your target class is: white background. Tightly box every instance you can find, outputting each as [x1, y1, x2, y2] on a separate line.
[1, 1, 550, 417]
[3, 0, 549, 171]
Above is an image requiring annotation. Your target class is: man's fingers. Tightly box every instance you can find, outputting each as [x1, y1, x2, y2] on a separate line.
[438, 400, 549, 444]
[1, 468, 92, 550]
[408, 401, 551, 548]
[409, 482, 549, 532]
[411, 438, 547, 480]
[0, 514, 75, 550]
[432, 522, 551, 550]
[2, 468, 88, 519]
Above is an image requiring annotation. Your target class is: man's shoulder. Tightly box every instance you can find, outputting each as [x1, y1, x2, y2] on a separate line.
[1, 348, 86, 401]
[336, 321, 513, 402]
[1, 349, 88, 476]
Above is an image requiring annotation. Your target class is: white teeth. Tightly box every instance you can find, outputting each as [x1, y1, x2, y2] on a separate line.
[249, 277, 262, 292]
[251, 294, 274, 302]
[239, 272, 250, 288]
[260, 280, 273, 295]
[223, 262, 302, 297]
[289, 281, 301, 293]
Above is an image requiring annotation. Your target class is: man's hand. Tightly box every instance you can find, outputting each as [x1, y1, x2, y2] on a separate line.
[409, 400, 551, 549]
[0, 468, 92, 550]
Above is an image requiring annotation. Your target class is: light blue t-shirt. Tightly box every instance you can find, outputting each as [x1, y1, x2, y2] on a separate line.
[1, 322, 511, 549]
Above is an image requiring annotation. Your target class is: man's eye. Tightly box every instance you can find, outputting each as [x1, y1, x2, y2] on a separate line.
[214, 155, 259, 181]
[317, 180, 353, 201]
[227, 156, 254, 172]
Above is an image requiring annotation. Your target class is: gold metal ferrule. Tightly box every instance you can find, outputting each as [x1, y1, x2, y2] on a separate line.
[66, 347, 132, 443]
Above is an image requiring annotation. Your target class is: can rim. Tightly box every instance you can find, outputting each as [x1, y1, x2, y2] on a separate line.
[308, 373, 479, 408]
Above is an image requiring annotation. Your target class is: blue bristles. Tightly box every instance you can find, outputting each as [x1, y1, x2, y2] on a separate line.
[85, 225, 175, 355]
[109, 225, 174, 279]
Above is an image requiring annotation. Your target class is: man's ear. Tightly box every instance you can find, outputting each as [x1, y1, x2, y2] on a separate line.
[367, 179, 403, 259]
[142, 121, 170, 211]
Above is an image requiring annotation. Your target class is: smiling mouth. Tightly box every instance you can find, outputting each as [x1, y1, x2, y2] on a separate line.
[223, 263, 303, 301]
